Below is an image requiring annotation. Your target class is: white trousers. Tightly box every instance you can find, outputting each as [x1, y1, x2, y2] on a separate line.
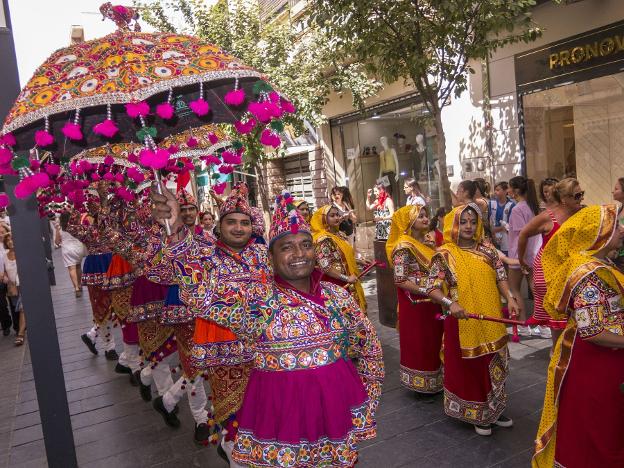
[162, 373, 208, 424]
[86, 320, 116, 351]
[118, 343, 142, 373]
[139, 354, 175, 395]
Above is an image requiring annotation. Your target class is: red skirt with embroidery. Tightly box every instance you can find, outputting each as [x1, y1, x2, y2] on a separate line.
[397, 290, 443, 393]
[442, 317, 508, 426]
[554, 335, 624, 467]
[86, 285, 112, 325]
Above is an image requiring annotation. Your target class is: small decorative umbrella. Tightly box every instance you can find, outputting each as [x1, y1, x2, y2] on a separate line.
[1, 3, 295, 231]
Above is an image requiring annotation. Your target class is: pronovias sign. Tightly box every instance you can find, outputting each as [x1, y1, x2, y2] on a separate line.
[548, 33, 624, 69]
[515, 20, 624, 93]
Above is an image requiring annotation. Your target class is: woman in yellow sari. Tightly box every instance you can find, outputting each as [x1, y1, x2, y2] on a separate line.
[387, 205, 443, 397]
[533, 204, 624, 468]
[311, 205, 366, 311]
[426, 204, 519, 436]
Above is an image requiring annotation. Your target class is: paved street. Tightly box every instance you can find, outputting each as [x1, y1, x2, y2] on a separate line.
[1, 249, 550, 467]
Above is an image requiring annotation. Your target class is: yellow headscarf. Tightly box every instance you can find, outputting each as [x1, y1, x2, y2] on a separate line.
[433, 204, 507, 358]
[386, 205, 435, 268]
[311, 205, 366, 311]
[293, 199, 311, 223]
[533, 204, 624, 468]
[542, 204, 623, 320]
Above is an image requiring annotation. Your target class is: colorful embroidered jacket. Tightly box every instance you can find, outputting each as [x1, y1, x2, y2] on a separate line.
[201, 273, 384, 423]
[108, 203, 162, 275]
[149, 228, 272, 365]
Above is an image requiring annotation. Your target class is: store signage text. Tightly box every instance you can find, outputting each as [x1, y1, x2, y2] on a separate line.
[549, 33, 624, 69]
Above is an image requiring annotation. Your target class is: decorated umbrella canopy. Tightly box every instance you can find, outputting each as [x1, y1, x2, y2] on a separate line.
[0, 3, 294, 207]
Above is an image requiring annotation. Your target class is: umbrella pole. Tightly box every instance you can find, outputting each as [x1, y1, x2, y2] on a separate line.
[152, 169, 172, 235]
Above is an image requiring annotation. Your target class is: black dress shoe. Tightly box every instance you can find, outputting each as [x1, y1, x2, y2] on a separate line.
[115, 363, 132, 374]
[81, 334, 98, 355]
[136, 371, 152, 402]
[104, 350, 119, 361]
[3, 328, 10, 336]
[194, 423, 211, 446]
[152, 396, 180, 428]
[128, 371, 139, 387]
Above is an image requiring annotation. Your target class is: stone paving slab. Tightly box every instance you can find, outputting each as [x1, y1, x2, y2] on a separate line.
[2, 251, 551, 467]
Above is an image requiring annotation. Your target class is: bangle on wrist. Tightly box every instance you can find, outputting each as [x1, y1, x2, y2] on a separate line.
[441, 297, 453, 308]
[339, 273, 348, 282]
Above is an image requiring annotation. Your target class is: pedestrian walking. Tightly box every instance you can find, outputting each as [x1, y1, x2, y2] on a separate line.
[55, 211, 87, 297]
[488, 181, 515, 255]
[366, 183, 394, 240]
[1, 235, 25, 346]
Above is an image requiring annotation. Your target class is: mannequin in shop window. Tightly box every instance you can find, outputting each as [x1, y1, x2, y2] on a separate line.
[378, 136, 399, 183]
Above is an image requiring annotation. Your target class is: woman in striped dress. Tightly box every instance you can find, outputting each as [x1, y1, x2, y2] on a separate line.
[517, 178, 584, 345]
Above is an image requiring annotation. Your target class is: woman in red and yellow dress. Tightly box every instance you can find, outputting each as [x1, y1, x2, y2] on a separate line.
[386, 205, 443, 396]
[311, 205, 366, 312]
[533, 204, 624, 468]
[426, 204, 519, 436]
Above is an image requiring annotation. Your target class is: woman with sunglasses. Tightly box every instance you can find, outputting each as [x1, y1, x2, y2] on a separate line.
[518, 178, 585, 345]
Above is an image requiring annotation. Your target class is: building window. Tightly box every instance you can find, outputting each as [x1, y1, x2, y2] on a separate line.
[330, 104, 440, 221]
[522, 71, 624, 205]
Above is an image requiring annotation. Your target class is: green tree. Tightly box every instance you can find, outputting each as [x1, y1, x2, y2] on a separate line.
[137, 0, 382, 210]
[309, 0, 545, 206]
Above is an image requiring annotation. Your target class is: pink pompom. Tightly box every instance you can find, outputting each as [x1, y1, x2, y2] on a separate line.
[30, 160, 41, 171]
[221, 151, 242, 165]
[151, 149, 170, 169]
[128, 152, 139, 163]
[0, 133, 16, 147]
[218, 164, 234, 175]
[126, 102, 150, 118]
[269, 91, 280, 103]
[0, 147, 12, 165]
[189, 98, 210, 117]
[234, 119, 256, 135]
[203, 154, 221, 166]
[31, 172, 50, 189]
[0, 166, 16, 176]
[62, 122, 83, 141]
[91, 172, 101, 181]
[187, 137, 198, 148]
[93, 119, 119, 138]
[103, 172, 115, 181]
[208, 132, 219, 144]
[139, 149, 155, 167]
[248, 102, 272, 123]
[104, 156, 115, 166]
[213, 182, 227, 195]
[0, 194, 10, 208]
[167, 145, 179, 154]
[116, 187, 135, 202]
[15, 179, 34, 199]
[156, 102, 175, 120]
[260, 129, 274, 146]
[45, 163, 61, 177]
[281, 99, 296, 114]
[35, 130, 54, 147]
[224, 88, 245, 106]
[115, 173, 124, 183]
[127, 167, 145, 183]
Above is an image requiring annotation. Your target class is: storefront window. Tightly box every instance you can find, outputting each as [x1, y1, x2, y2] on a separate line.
[522, 71, 624, 205]
[330, 105, 441, 223]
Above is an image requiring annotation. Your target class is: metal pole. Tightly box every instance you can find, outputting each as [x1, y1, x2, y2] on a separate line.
[0, 1, 77, 466]
[5, 178, 78, 468]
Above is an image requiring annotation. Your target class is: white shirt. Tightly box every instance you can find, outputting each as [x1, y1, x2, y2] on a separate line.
[406, 194, 426, 206]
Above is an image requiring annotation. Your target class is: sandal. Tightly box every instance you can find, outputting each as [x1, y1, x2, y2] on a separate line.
[75, 289, 82, 298]
[14, 335, 24, 346]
